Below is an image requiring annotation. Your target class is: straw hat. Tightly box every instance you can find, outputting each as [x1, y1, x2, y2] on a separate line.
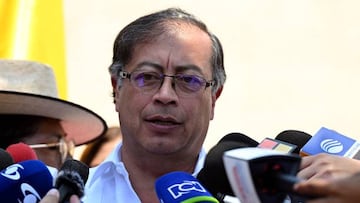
[0, 59, 107, 145]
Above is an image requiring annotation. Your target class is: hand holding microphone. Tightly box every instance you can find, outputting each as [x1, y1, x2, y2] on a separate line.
[39, 189, 80, 203]
[272, 128, 360, 202]
[297, 127, 360, 181]
[293, 172, 360, 203]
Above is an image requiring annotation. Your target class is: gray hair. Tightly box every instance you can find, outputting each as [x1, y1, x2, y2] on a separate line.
[109, 7, 226, 94]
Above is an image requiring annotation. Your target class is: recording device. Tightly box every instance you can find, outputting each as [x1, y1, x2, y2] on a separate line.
[223, 147, 302, 203]
[155, 171, 219, 203]
[196, 132, 259, 202]
[55, 159, 89, 203]
[0, 148, 14, 170]
[6, 142, 38, 163]
[0, 160, 53, 203]
[257, 137, 297, 154]
[275, 130, 312, 154]
[271, 130, 313, 203]
[300, 127, 360, 159]
[256, 130, 312, 156]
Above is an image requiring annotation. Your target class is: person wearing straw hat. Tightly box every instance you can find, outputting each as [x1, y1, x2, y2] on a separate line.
[0, 59, 107, 169]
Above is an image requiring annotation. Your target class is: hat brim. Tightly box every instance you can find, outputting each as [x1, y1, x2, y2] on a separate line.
[0, 91, 107, 146]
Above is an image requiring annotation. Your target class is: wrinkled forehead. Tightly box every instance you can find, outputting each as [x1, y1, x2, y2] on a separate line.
[129, 27, 213, 75]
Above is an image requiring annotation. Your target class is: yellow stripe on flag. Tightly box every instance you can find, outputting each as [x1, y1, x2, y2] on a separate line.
[0, 0, 67, 99]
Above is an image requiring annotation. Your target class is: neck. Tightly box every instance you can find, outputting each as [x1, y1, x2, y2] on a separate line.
[120, 145, 200, 203]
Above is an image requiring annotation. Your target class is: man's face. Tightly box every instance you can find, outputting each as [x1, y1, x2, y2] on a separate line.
[115, 23, 218, 157]
[22, 118, 67, 169]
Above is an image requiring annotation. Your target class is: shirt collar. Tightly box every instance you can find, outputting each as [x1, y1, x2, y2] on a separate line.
[88, 142, 207, 185]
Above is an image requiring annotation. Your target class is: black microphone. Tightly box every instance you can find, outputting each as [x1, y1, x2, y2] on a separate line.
[0, 148, 14, 170]
[55, 159, 89, 203]
[274, 130, 313, 203]
[275, 130, 312, 154]
[197, 132, 259, 202]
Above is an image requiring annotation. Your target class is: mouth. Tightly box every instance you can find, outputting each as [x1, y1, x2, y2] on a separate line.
[145, 115, 181, 126]
[151, 120, 178, 126]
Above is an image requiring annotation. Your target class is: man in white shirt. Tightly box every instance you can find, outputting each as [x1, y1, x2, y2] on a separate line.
[83, 7, 226, 203]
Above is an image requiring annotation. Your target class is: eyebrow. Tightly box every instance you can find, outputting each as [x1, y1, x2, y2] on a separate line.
[134, 61, 205, 75]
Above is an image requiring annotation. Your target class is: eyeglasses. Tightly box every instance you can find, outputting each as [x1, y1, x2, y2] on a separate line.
[119, 70, 214, 97]
[28, 137, 75, 163]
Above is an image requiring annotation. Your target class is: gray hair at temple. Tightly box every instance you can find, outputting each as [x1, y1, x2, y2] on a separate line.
[109, 7, 226, 95]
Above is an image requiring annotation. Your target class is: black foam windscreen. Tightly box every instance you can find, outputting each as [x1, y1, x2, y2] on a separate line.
[197, 132, 259, 201]
[55, 159, 89, 203]
[0, 148, 14, 170]
[219, 132, 260, 146]
[275, 130, 312, 154]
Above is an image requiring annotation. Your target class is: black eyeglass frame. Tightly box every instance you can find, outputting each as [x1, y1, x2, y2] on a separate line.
[119, 70, 215, 95]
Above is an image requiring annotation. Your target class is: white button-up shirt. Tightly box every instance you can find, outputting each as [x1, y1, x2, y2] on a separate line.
[82, 142, 207, 203]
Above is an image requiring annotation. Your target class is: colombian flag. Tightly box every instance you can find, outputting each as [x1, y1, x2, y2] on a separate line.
[0, 0, 67, 99]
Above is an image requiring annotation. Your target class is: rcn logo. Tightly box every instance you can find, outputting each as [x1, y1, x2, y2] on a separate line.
[168, 180, 207, 199]
[320, 139, 344, 154]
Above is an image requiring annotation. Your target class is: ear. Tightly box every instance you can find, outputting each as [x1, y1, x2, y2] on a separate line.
[111, 76, 117, 88]
[215, 86, 223, 99]
[210, 85, 223, 120]
[111, 76, 118, 104]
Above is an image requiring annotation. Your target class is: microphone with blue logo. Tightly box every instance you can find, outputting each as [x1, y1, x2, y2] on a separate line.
[155, 171, 219, 203]
[0, 160, 54, 203]
[300, 127, 360, 159]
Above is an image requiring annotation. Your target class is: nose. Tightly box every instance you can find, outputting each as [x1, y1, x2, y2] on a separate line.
[152, 77, 179, 104]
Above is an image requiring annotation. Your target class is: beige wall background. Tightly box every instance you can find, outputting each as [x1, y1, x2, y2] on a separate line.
[63, 0, 360, 155]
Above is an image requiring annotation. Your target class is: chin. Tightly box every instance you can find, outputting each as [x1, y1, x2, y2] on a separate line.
[146, 142, 182, 155]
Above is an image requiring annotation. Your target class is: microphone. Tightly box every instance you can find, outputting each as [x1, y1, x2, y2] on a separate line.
[257, 137, 297, 154]
[155, 171, 219, 203]
[257, 130, 312, 155]
[223, 147, 303, 203]
[6, 142, 58, 183]
[300, 127, 360, 159]
[55, 159, 89, 203]
[268, 130, 313, 203]
[6, 142, 38, 163]
[0, 148, 14, 170]
[275, 130, 312, 154]
[197, 132, 259, 202]
[0, 160, 53, 203]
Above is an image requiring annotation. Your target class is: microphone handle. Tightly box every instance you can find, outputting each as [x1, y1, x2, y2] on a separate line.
[58, 184, 74, 203]
[215, 192, 225, 203]
[276, 173, 319, 201]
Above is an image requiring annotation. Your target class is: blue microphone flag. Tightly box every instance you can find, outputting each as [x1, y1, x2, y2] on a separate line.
[301, 127, 360, 159]
[0, 160, 53, 203]
[155, 171, 219, 203]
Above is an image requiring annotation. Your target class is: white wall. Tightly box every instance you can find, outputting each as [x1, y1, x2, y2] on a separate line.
[64, 0, 360, 154]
